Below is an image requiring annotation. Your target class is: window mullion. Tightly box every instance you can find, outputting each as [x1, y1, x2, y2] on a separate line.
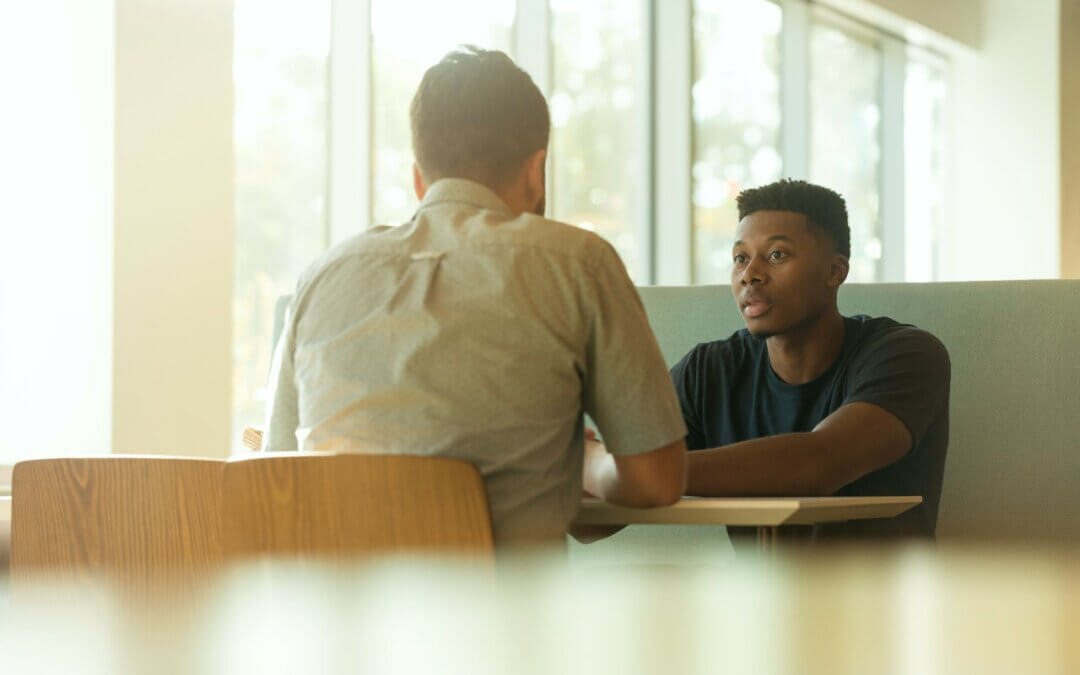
[513, 0, 552, 216]
[513, 0, 551, 93]
[653, 0, 692, 285]
[880, 36, 906, 282]
[327, 0, 372, 243]
[638, 0, 655, 284]
[780, 0, 810, 179]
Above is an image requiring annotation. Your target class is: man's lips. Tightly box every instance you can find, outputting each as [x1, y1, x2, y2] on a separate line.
[741, 297, 771, 319]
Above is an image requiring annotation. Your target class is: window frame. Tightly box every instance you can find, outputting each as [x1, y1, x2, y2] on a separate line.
[324, 0, 946, 284]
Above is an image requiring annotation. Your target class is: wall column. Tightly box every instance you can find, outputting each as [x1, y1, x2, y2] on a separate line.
[1063, 0, 1080, 278]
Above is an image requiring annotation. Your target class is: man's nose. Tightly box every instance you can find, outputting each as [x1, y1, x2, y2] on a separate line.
[738, 257, 766, 285]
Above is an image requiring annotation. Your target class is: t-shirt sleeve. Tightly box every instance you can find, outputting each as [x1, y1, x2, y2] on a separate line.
[669, 347, 709, 451]
[844, 326, 951, 450]
[581, 242, 687, 456]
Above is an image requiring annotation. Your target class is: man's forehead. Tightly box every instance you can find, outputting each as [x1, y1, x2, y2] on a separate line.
[734, 210, 811, 240]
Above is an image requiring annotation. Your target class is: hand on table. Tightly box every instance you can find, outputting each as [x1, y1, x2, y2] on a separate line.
[574, 427, 626, 543]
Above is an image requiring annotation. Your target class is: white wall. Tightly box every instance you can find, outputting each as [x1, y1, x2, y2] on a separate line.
[826, 0, 980, 48]
[0, 0, 234, 465]
[0, 2, 115, 459]
[944, 0, 1061, 280]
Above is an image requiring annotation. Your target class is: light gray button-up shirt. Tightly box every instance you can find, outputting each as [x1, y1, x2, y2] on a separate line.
[263, 178, 686, 545]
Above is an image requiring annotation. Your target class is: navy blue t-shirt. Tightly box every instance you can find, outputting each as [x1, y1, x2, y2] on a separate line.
[670, 315, 950, 541]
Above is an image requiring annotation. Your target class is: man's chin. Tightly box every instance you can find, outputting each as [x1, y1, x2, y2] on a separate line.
[742, 318, 776, 340]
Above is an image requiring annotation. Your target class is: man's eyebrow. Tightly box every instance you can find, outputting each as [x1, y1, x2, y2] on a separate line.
[733, 234, 795, 248]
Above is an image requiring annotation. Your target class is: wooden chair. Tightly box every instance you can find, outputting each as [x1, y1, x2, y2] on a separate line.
[10, 456, 224, 588]
[222, 453, 495, 561]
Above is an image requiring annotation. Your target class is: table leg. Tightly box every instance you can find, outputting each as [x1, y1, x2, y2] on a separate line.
[757, 526, 777, 556]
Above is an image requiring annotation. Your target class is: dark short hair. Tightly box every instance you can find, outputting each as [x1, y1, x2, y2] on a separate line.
[736, 179, 850, 257]
[410, 46, 550, 188]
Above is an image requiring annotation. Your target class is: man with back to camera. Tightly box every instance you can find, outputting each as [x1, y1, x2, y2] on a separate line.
[261, 46, 688, 549]
[588, 179, 950, 545]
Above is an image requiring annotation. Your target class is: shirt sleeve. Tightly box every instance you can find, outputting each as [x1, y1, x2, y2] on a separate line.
[261, 299, 300, 452]
[580, 241, 687, 456]
[844, 326, 951, 449]
[669, 347, 708, 451]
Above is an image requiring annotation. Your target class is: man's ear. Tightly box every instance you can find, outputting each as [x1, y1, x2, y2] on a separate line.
[413, 163, 428, 201]
[827, 254, 850, 288]
[523, 149, 546, 205]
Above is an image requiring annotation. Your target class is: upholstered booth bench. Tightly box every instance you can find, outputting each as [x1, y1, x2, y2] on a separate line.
[575, 280, 1080, 562]
[274, 280, 1080, 560]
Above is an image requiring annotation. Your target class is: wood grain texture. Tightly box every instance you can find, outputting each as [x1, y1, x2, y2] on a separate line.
[10, 457, 224, 587]
[222, 453, 494, 560]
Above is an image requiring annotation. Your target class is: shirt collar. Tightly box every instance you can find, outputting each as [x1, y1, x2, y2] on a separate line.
[416, 178, 514, 217]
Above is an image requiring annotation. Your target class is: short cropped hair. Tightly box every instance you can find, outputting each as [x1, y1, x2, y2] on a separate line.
[736, 179, 850, 258]
[410, 46, 550, 188]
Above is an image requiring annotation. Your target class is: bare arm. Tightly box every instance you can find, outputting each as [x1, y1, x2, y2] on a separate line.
[584, 436, 688, 507]
[686, 402, 912, 497]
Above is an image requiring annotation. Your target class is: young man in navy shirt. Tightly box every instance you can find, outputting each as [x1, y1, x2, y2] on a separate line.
[646, 180, 949, 542]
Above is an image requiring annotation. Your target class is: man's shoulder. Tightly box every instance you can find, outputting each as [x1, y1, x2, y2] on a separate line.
[846, 315, 951, 371]
[498, 213, 625, 269]
[849, 316, 948, 352]
[292, 226, 398, 290]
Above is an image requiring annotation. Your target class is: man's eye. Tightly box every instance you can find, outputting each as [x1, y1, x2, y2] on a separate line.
[768, 250, 786, 261]
[733, 254, 747, 264]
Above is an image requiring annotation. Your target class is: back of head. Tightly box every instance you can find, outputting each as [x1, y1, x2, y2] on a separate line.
[410, 46, 550, 190]
[736, 179, 851, 258]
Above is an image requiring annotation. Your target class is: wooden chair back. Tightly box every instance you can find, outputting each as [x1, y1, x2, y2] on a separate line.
[10, 456, 224, 587]
[222, 453, 494, 560]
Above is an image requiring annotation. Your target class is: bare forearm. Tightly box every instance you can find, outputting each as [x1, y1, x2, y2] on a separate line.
[685, 432, 843, 497]
[584, 440, 687, 507]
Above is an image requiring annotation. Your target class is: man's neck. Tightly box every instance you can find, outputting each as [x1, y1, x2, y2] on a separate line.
[765, 310, 846, 385]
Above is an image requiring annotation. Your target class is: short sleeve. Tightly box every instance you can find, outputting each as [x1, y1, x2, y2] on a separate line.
[669, 347, 708, 451]
[262, 298, 301, 452]
[844, 326, 951, 448]
[581, 242, 687, 456]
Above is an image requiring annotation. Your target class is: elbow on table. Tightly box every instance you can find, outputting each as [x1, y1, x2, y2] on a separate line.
[636, 458, 688, 507]
[637, 479, 685, 508]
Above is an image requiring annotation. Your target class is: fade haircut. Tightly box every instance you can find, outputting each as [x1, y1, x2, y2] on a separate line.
[736, 179, 851, 258]
[410, 46, 550, 189]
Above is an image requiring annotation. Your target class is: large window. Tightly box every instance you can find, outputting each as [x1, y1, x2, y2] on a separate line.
[232, 0, 952, 445]
[904, 51, 947, 282]
[808, 19, 883, 282]
[691, 0, 782, 284]
[233, 0, 331, 447]
[550, 0, 646, 280]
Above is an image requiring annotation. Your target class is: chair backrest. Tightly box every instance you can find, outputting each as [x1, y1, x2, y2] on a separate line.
[222, 453, 495, 560]
[10, 456, 224, 586]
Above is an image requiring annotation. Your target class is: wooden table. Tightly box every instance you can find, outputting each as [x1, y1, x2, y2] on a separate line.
[573, 495, 922, 552]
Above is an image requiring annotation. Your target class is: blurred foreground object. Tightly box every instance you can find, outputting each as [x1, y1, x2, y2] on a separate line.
[1, 547, 1078, 675]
